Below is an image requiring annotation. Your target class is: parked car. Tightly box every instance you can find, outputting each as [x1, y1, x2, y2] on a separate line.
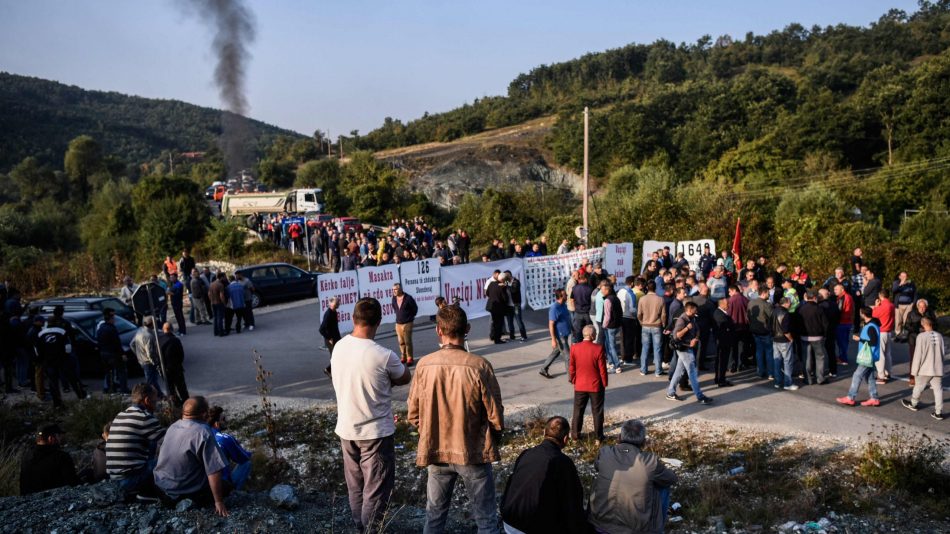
[36, 311, 143, 379]
[333, 216, 362, 233]
[28, 296, 135, 322]
[234, 262, 318, 308]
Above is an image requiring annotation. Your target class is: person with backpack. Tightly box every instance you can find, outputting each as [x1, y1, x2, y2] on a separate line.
[836, 307, 881, 407]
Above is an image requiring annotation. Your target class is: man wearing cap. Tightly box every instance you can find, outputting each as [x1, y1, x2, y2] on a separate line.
[19, 424, 80, 495]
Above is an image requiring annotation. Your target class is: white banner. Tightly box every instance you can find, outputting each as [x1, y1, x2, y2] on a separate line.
[676, 239, 716, 272]
[524, 248, 603, 310]
[605, 243, 635, 291]
[399, 258, 441, 317]
[357, 264, 401, 324]
[441, 258, 524, 320]
[641, 240, 675, 272]
[317, 271, 359, 335]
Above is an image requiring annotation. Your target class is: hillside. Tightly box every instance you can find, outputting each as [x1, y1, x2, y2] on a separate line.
[375, 116, 582, 209]
[0, 72, 304, 172]
[354, 4, 950, 183]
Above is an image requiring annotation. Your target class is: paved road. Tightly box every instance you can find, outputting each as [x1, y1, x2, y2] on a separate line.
[173, 300, 948, 438]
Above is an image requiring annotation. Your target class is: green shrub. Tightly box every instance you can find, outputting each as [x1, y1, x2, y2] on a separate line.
[857, 427, 950, 497]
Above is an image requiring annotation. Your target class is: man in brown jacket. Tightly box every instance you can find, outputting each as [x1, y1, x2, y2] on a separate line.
[408, 305, 504, 533]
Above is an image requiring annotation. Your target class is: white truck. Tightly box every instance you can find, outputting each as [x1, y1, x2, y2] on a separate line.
[221, 188, 325, 217]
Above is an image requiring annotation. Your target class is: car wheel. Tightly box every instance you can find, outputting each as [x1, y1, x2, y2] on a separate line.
[251, 293, 261, 309]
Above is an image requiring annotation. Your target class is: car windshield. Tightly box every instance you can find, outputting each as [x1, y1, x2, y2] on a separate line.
[71, 317, 97, 339]
[114, 316, 138, 334]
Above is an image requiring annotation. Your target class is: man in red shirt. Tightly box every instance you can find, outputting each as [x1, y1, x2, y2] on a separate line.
[872, 288, 896, 384]
[833, 284, 854, 365]
[569, 325, 608, 442]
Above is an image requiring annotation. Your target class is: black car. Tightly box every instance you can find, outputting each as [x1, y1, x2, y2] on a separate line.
[234, 262, 318, 308]
[29, 296, 135, 322]
[37, 311, 143, 379]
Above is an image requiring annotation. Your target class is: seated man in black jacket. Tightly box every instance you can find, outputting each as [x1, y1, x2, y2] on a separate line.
[20, 424, 80, 495]
[501, 416, 591, 534]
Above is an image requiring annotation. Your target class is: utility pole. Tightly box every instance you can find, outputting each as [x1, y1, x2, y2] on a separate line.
[339, 135, 344, 159]
[168, 152, 174, 175]
[582, 107, 589, 243]
[326, 131, 331, 156]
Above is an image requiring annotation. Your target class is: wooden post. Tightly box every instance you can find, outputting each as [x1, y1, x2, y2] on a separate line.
[582, 107, 589, 243]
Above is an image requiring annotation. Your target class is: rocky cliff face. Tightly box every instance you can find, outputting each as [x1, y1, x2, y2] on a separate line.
[375, 118, 581, 210]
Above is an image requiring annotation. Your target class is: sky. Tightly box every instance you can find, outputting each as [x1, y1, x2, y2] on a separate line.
[0, 0, 922, 137]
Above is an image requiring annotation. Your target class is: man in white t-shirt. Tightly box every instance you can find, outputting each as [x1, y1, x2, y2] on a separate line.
[331, 297, 411, 532]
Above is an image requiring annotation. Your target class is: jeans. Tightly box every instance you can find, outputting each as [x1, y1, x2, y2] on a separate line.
[804, 339, 828, 384]
[604, 327, 621, 368]
[753, 335, 773, 378]
[541, 335, 570, 374]
[506, 305, 527, 340]
[875, 331, 893, 379]
[847, 365, 878, 400]
[116, 457, 158, 497]
[590, 315, 603, 344]
[666, 349, 704, 400]
[230, 461, 251, 490]
[101, 353, 128, 393]
[772, 341, 793, 388]
[341, 435, 395, 531]
[835, 324, 852, 363]
[640, 326, 663, 375]
[571, 314, 592, 343]
[143, 363, 165, 398]
[213, 303, 226, 336]
[424, 463, 498, 534]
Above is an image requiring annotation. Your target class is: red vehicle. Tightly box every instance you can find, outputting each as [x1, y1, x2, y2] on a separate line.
[333, 216, 362, 233]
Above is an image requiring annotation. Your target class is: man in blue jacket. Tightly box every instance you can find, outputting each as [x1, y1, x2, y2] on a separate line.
[207, 406, 252, 490]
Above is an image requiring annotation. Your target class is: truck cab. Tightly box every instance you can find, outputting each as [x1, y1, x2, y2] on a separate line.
[288, 189, 325, 213]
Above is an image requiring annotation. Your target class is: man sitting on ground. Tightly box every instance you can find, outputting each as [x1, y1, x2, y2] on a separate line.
[589, 419, 677, 534]
[19, 424, 80, 495]
[153, 396, 231, 516]
[500, 416, 591, 533]
[106, 383, 165, 501]
[207, 406, 253, 490]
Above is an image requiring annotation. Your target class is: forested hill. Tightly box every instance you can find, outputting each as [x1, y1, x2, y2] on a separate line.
[352, 2, 950, 180]
[0, 72, 303, 172]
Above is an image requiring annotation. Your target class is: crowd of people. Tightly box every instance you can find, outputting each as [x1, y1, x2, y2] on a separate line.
[540, 245, 944, 429]
[331, 298, 678, 533]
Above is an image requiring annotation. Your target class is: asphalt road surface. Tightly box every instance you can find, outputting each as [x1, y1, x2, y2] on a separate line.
[170, 300, 948, 437]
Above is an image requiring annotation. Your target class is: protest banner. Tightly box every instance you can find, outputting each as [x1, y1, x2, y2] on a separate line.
[357, 264, 401, 324]
[441, 258, 523, 320]
[641, 240, 676, 272]
[605, 243, 635, 290]
[676, 239, 717, 271]
[524, 247, 603, 310]
[316, 271, 359, 334]
[399, 258, 441, 317]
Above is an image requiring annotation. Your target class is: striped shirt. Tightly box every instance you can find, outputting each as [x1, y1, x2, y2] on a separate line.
[105, 405, 165, 478]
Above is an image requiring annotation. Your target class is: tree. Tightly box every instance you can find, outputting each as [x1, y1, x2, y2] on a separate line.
[9, 157, 69, 204]
[132, 175, 208, 266]
[64, 135, 106, 203]
[854, 65, 908, 165]
[80, 178, 137, 277]
[295, 159, 348, 215]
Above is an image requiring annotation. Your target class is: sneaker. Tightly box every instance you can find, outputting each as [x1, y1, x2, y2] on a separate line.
[607, 364, 615, 372]
[248, 325, 255, 331]
[135, 494, 161, 504]
[639, 371, 647, 376]
[615, 367, 623, 374]
[665, 393, 679, 401]
[697, 396, 713, 405]
[786, 385, 800, 391]
[519, 338, 527, 343]
[875, 379, 887, 385]
[901, 399, 919, 412]
[662, 363, 670, 370]
[836, 396, 856, 406]
[932, 412, 945, 421]
[860, 398, 881, 407]
[539, 370, 553, 379]
[768, 376, 774, 381]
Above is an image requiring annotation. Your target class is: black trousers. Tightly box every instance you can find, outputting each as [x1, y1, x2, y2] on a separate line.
[621, 317, 640, 362]
[165, 370, 189, 407]
[489, 308, 506, 342]
[571, 389, 605, 440]
[716, 333, 734, 385]
[824, 330, 838, 375]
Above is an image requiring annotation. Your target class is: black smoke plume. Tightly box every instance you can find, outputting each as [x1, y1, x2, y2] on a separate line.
[180, 0, 257, 176]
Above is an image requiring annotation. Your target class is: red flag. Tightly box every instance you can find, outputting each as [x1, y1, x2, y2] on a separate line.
[731, 217, 741, 259]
